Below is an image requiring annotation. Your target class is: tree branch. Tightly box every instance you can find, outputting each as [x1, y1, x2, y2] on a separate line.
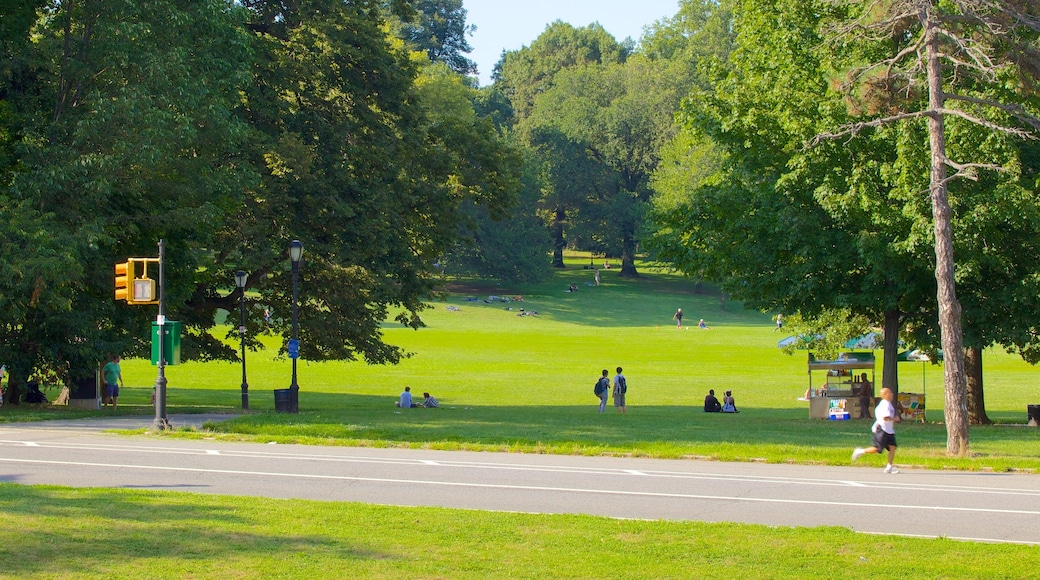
[945, 93, 1040, 131]
[937, 106, 1039, 138]
[808, 110, 933, 147]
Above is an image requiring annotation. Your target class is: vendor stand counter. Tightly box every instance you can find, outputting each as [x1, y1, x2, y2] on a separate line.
[806, 352, 875, 420]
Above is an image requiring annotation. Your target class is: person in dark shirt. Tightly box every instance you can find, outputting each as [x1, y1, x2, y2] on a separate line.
[704, 389, 722, 412]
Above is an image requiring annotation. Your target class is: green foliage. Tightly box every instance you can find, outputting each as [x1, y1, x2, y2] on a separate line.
[0, 0, 522, 386]
[495, 21, 631, 120]
[2, 0, 255, 386]
[778, 309, 872, 360]
[388, 0, 477, 76]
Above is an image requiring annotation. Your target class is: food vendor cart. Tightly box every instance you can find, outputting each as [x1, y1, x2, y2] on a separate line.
[806, 352, 876, 420]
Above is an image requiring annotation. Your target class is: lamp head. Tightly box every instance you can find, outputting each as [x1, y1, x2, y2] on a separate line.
[234, 270, 248, 289]
[288, 240, 303, 263]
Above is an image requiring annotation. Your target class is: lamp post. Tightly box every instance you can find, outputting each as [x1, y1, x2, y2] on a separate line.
[235, 270, 249, 410]
[288, 240, 303, 413]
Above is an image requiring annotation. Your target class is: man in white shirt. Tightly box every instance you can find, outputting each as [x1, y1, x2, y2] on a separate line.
[851, 387, 901, 473]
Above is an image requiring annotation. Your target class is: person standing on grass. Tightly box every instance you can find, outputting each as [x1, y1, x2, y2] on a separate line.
[673, 308, 684, 329]
[857, 373, 873, 419]
[852, 387, 901, 473]
[594, 269, 601, 286]
[774, 313, 784, 332]
[613, 367, 627, 414]
[595, 369, 610, 413]
[102, 355, 123, 410]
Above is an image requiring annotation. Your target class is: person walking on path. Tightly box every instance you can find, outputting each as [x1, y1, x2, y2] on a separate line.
[594, 369, 610, 413]
[673, 308, 684, 329]
[612, 367, 627, 414]
[852, 387, 901, 473]
[102, 355, 124, 410]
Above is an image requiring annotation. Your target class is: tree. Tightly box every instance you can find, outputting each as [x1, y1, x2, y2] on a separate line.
[651, 0, 943, 398]
[1, 0, 256, 396]
[816, 0, 1040, 455]
[389, 0, 478, 76]
[216, 0, 518, 366]
[495, 21, 631, 121]
[1, 0, 520, 394]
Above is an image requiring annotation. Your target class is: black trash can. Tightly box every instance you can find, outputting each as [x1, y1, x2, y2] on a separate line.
[70, 376, 98, 399]
[274, 388, 298, 413]
[1028, 404, 1040, 424]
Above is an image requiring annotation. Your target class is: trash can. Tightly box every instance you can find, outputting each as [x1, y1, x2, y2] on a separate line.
[69, 372, 100, 410]
[1028, 405, 1040, 424]
[274, 388, 298, 413]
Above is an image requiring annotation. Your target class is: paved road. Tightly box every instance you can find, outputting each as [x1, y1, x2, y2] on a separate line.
[1, 416, 1039, 545]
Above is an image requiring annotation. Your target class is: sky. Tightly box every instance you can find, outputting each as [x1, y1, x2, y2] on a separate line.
[463, 0, 683, 86]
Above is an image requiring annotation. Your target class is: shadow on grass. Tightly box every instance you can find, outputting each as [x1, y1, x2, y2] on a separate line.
[444, 268, 770, 328]
[0, 484, 396, 577]
[200, 392, 1040, 460]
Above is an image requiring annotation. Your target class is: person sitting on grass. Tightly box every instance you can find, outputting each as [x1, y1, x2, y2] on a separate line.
[397, 386, 414, 408]
[704, 389, 722, 413]
[721, 390, 739, 413]
[422, 392, 439, 408]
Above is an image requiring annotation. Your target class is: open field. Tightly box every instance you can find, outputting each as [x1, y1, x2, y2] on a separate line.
[1, 483, 1037, 580]
[4, 259, 1040, 576]
[4, 257, 1038, 471]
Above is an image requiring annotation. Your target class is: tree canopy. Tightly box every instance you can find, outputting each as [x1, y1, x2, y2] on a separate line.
[0, 0, 517, 398]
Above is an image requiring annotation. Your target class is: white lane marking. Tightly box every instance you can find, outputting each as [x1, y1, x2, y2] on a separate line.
[206, 450, 220, 455]
[22, 442, 40, 447]
[4, 439, 1040, 498]
[3, 456, 1040, 520]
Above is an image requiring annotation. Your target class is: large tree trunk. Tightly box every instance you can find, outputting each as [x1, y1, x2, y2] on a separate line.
[921, 7, 969, 456]
[551, 206, 566, 268]
[3, 374, 21, 406]
[965, 346, 992, 425]
[618, 233, 639, 278]
[882, 309, 901, 394]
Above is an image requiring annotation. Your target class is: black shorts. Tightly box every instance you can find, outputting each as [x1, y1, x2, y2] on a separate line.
[872, 430, 897, 452]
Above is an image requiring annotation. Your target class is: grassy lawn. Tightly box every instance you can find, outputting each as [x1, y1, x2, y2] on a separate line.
[3, 258, 1040, 575]
[4, 257, 1039, 471]
[1, 483, 1037, 580]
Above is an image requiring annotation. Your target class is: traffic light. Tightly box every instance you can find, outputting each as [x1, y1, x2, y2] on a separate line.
[114, 259, 159, 304]
[114, 261, 133, 301]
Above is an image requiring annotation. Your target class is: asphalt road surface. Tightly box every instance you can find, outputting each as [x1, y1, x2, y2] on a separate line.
[1, 415, 1039, 545]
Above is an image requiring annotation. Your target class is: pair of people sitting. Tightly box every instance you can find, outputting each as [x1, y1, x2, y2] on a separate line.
[704, 389, 738, 413]
[396, 386, 439, 408]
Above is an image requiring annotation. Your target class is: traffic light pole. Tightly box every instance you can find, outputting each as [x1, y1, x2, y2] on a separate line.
[152, 239, 171, 432]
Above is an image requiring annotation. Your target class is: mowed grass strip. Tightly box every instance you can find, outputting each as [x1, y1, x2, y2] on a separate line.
[4, 259, 1039, 471]
[1, 483, 1035, 580]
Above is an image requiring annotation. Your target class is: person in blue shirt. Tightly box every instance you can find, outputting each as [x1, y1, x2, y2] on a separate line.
[399, 386, 413, 408]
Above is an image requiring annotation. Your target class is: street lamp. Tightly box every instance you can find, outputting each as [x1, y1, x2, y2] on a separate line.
[288, 240, 303, 413]
[235, 270, 249, 410]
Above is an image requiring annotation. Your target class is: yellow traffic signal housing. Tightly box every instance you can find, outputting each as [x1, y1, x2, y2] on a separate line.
[114, 258, 160, 304]
[114, 261, 132, 301]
